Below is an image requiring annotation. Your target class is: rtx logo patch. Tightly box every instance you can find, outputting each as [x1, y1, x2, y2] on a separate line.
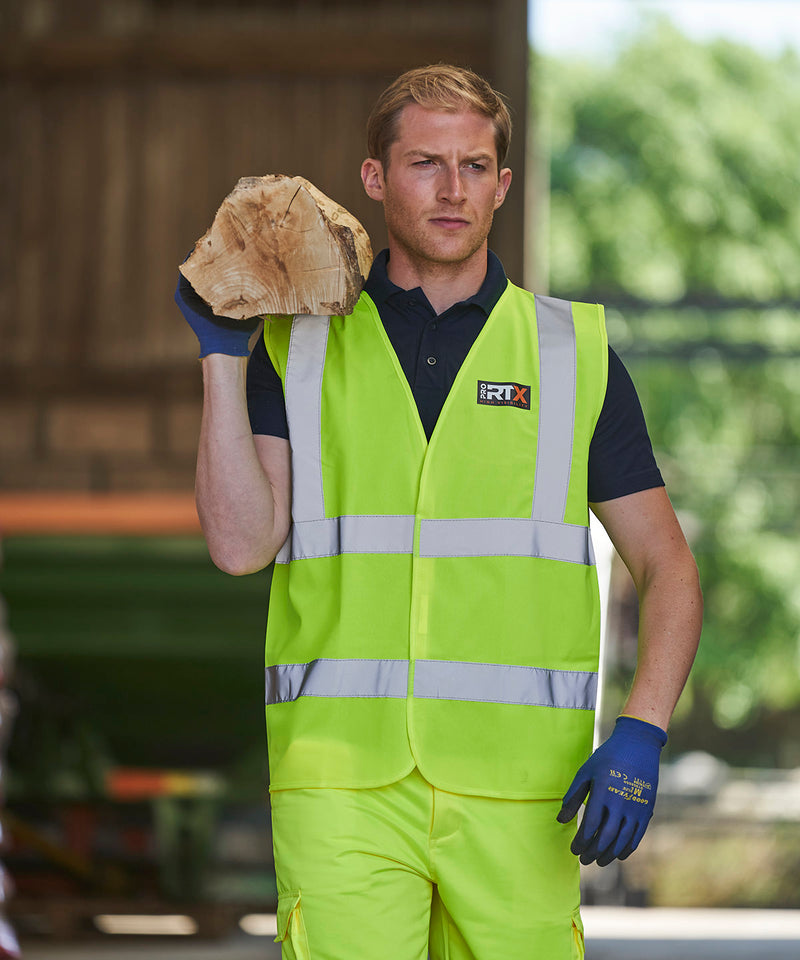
[477, 380, 531, 409]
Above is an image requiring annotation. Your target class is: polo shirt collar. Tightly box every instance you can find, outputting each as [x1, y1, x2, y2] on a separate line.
[364, 248, 508, 317]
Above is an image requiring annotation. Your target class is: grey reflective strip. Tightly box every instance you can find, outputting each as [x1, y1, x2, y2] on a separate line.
[418, 517, 594, 565]
[265, 658, 409, 704]
[532, 296, 577, 522]
[276, 303, 591, 566]
[266, 657, 596, 710]
[413, 659, 597, 711]
[276, 536, 291, 564]
[284, 315, 330, 522]
[275, 514, 415, 563]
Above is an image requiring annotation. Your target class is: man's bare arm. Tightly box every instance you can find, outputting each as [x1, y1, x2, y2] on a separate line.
[591, 487, 703, 729]
[196, 354, 291, 575]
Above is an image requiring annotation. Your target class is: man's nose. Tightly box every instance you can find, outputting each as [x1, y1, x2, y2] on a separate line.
[438, 166, 466, 202]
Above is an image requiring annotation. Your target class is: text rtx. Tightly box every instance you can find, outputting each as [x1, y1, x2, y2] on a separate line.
[476, 380, 531, 410]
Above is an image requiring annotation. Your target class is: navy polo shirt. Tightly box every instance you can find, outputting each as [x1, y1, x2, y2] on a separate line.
[246, 249, 663, 503]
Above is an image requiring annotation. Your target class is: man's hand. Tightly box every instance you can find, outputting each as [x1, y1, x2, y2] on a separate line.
[557, 715, 667, 866]
[175, 271, 260, 359]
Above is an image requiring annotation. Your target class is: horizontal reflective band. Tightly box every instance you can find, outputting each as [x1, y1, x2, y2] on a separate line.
[266, 659, 410, 705]
[277, 515, 594, 564]
[276, 515, 416, 563]
[414, 659, 597, 711]
[418, 518, 595, 565]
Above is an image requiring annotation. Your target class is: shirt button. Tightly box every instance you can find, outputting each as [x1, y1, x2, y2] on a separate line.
[427, 356, 437, 366]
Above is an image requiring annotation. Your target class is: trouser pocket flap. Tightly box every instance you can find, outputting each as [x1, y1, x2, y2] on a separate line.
[276, 891, 302, 942]
[275, 891, 310, 959]
[571, 907, 585, 959]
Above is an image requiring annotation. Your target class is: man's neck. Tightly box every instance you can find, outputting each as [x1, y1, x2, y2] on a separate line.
[385, 244, 488, 315]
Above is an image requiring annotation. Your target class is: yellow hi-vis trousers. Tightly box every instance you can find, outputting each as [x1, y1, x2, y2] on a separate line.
[271, 767, 584, 960]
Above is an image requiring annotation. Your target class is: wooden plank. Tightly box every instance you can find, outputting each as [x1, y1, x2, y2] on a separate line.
[0, 364, 201, 400]
[47, 82, 101, 367]
[0, 82, 15, 360]
[141, 79, 188, 364]
[0, 492, 200, 535]
[7, 81, 46, 368]
[488, 0, 529, 286]
[92, 82, 135, 368]
[0, 27, 488, 78]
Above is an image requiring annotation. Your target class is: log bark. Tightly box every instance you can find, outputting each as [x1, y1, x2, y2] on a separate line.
[180, 175, 373, 318]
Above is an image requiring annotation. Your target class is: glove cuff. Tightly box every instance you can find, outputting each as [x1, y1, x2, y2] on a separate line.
[197, 338, 253, 359]
[615, 714, 668, 748]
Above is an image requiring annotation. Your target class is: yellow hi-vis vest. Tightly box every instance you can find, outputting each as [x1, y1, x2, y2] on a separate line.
[263, 283, 608, 799]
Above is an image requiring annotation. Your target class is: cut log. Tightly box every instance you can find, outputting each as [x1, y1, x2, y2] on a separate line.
[180, 175, 373, 319]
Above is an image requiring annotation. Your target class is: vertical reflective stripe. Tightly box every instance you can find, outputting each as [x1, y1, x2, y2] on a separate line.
[532, 296, 577, 523]
[413, 659, 597, 711]
[266, 658, 410, 704]
[276, 299, 590, 563]
[284, 315, 330, 522]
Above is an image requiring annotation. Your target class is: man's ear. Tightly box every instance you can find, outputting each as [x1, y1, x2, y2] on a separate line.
[494, 167, 513, 210]
[361, 158, 385, 201]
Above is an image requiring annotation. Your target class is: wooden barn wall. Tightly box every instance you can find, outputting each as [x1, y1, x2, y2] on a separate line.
[0, 0, 529, 495]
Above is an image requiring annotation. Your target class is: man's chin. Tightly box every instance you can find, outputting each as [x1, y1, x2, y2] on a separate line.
[416, 234, 487, 266]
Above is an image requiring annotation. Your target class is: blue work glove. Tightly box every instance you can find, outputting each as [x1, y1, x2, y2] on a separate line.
[174, 269, 260, 359]
[557, 715, 667, 867]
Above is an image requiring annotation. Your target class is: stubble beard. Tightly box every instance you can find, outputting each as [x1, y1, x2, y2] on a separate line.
[384, 197, 496, 270]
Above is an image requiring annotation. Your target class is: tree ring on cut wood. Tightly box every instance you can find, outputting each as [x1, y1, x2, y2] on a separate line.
[180, 175, 373, 319]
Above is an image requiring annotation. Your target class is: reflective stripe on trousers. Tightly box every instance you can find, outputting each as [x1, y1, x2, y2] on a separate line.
[266, 658, 597, 712]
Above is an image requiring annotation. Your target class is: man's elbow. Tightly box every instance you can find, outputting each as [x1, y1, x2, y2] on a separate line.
[680, 545, 703, 596]
[689, 554, 704, 614]
[212, 552, 267, 576]
[207, 539, 279, 576]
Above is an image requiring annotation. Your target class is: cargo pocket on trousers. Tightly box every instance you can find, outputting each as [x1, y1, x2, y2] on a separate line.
[275, 891, 310, 960]
[570, 908, 585, 960]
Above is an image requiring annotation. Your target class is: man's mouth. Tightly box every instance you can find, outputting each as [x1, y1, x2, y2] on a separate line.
[430, 217, 469, 229]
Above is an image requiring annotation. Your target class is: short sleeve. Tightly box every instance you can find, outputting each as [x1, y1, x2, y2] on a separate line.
[588, 348, 664, 503]
[246, 334, 289, 438]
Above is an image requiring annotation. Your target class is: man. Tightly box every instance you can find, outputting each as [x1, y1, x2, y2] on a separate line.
[177, 65, 701, 960]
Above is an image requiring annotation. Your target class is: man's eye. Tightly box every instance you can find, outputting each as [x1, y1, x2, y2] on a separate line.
[414, 160, 434, 166]
[467, 163, 487, 171]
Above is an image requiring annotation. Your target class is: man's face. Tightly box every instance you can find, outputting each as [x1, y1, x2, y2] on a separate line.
[361, 104, 512, 269]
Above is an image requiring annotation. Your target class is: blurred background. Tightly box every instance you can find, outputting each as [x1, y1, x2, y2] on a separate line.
[0, 0, 799, 953]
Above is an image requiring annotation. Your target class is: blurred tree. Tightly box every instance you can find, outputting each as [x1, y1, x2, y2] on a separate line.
[541, 16, 800, 305]
[537, 18, 800, 766]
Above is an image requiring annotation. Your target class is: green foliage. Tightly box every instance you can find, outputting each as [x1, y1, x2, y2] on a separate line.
[540, 16, 800, 303]
[619, 311, 800, 731]
[538, 18, 800, 755]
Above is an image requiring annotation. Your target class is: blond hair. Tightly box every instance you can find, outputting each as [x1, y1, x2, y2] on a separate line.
[366, 64, 512, 170]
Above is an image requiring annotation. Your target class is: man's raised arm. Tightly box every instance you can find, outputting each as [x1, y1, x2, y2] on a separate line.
[176, 273, 290, 575]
